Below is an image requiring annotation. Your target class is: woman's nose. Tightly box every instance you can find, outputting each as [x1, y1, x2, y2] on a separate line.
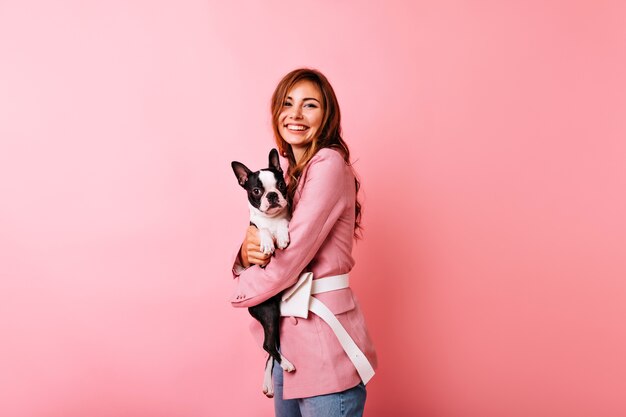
[290, 106, 303, 119]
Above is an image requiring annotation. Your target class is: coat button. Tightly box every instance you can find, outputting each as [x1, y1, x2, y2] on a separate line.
[289, 316, 298, 325]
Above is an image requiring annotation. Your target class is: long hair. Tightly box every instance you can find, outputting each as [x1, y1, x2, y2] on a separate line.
[270, 68, 363, 238]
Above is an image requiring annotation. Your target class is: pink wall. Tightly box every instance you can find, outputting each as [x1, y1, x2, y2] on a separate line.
[1, 1, 625, 416]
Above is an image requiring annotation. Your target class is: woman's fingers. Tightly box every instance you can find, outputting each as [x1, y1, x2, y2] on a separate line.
[246, 225, 261, 245]
[243, 226, 271, 266]
[248, 252, 271, 267]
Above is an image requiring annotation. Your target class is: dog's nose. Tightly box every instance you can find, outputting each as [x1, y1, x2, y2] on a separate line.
[267, 192, 278, 202]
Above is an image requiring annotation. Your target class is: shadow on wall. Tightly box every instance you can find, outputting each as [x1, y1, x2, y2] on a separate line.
[352, 181, 428, 416]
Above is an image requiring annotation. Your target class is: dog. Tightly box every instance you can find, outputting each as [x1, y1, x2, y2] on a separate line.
[231, 148, 295, 398]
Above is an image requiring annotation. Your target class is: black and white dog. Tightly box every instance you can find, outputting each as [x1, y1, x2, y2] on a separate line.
[231, 148, 295, 398]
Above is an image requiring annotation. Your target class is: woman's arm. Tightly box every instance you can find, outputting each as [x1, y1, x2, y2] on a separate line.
[231, 149, 350, 307]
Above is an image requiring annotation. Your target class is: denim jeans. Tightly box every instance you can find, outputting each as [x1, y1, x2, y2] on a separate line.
[273, 362, 367, 417]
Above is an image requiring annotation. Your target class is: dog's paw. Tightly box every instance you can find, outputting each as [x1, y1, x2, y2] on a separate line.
[276, 235, 290, 250]
[258, 228, 276, 255]
[262, 360, 275, 398]
[280, 356, 295, 373]
[275, 227, 290, 250]
[261, 233, 275, 255]
[262, 374, 274, 398]
[260, 241, 275, 255]
[263, 382, 274, 398]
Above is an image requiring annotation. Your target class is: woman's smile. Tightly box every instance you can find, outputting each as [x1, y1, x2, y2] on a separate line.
[278, 79, 323, 161]
[285, 123, 309, 132]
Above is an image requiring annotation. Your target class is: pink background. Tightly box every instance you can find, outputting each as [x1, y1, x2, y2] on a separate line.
[1, 1, 625, 416]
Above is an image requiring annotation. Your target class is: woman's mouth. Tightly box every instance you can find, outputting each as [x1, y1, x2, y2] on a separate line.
[285, 124, 309, 132]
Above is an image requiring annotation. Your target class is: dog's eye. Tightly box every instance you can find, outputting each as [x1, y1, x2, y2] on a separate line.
[252, 188, 262, 196]
[278, 182, 286, 191]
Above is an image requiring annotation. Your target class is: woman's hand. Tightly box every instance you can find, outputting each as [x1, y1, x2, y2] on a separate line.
[239, 225, 271, 268]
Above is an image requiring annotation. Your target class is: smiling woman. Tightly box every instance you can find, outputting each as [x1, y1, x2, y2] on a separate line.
[231, 68, 377, 417]
[278, 80, 323, 161]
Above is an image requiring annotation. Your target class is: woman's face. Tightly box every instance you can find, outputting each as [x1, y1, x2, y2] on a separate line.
[278, 80, 324, 160]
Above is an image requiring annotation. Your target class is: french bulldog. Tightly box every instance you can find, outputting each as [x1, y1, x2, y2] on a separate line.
[231, 148, 295, 398]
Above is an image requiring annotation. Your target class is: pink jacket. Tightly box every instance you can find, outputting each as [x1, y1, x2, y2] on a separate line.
[231, 148, 378, 399]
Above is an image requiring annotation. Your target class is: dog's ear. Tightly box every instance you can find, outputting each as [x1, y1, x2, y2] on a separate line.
[268, 148, 282, 172]
[231, 161, 251, 187]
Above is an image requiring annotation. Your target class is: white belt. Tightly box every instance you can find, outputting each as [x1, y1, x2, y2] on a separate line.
[280, 272, 375, 385]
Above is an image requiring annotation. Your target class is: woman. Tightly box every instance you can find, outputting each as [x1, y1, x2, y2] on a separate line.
[231, 68, 377, 417]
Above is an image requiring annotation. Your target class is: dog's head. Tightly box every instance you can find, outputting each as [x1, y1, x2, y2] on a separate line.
[231, 148, 289, 217]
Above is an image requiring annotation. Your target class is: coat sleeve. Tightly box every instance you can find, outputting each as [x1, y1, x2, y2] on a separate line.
[230, 150, 349, 307]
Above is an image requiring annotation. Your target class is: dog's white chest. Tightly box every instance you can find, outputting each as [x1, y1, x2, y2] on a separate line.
[250, 207, 290, 254]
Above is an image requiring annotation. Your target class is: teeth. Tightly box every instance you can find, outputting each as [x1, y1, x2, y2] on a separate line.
[287, 125, 307, 131]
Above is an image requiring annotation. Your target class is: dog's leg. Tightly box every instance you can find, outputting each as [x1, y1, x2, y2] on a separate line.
[278, 353, 295, 373]
[262, 355, 274, 398]
[275, 221, 290, 250]
[266, 303, 295, 373]
[258, 228, 275, 255]
[262, 306, 284, 365]
[249, 296, 295, 398]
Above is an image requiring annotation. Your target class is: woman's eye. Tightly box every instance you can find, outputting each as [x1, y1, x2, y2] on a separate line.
[283, 101, 292, 107]
[304, 103, 318, 108]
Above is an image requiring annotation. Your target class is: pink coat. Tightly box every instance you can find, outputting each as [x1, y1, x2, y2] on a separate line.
[231, 148, 378, 399]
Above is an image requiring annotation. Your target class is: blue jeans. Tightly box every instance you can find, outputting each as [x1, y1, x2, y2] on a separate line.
[273, 362, 367, 417]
